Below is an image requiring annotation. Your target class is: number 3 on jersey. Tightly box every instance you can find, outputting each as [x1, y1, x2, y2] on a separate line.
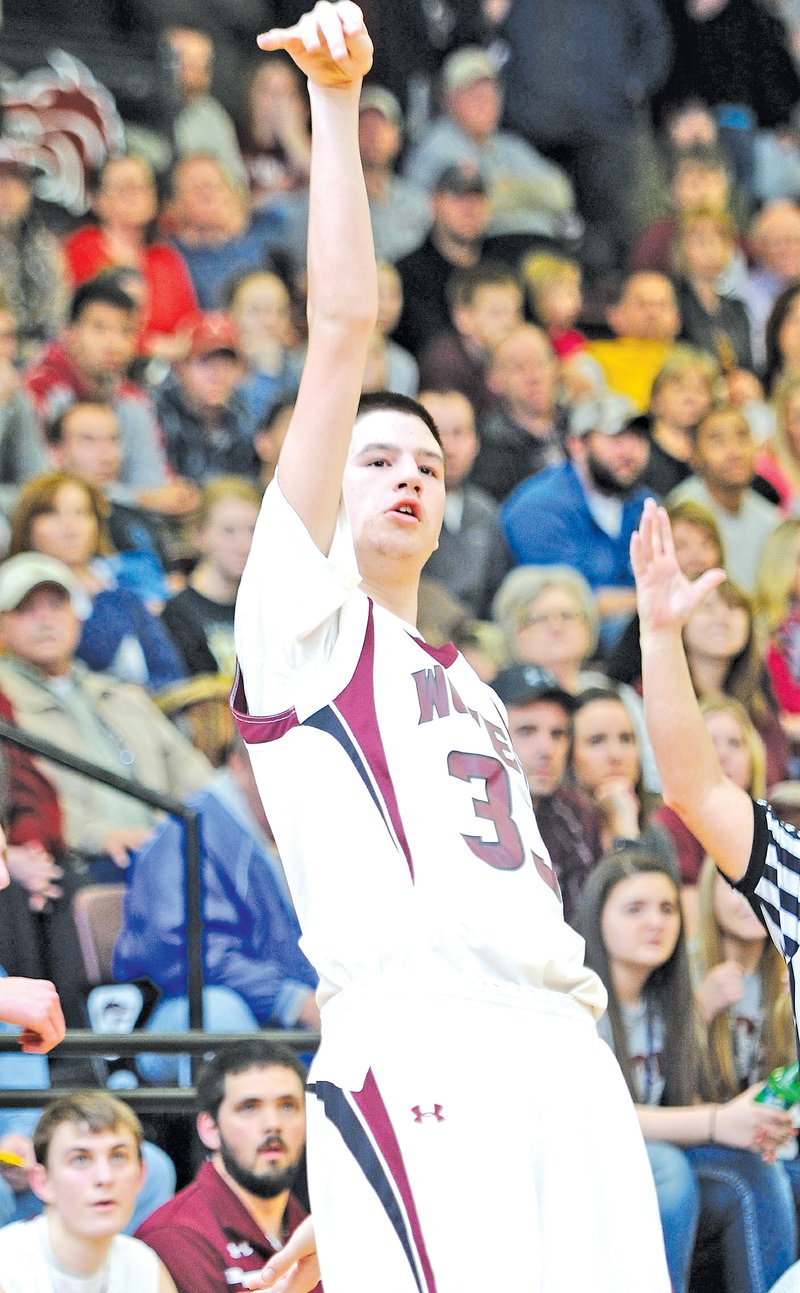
[447, 750, 560, 897]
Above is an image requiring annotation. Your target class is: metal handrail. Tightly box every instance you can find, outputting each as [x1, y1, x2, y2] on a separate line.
[0, 716, 204, 1031]
[0, 1031, 321, 1113]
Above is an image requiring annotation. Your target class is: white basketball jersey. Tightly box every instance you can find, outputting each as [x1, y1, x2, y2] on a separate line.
[233, 482, 605, 1016]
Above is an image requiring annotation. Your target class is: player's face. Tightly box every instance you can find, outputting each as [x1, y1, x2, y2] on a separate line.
[344, 410, 445, 574]
[601, 872, 682, 976]
[207, 1065, 306, 1199]
[506, 700, 571, 799]
[713, 872, 767, 944]
[31, 1122, 143, 1240]
[704, 709, 753, 790]
[571, 698, 639, 794]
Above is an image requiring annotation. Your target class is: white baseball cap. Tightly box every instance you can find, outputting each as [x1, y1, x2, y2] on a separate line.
[0, 553, 86, 615]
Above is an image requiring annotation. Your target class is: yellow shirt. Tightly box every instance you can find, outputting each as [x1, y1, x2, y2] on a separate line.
[585, 338, 671, 412]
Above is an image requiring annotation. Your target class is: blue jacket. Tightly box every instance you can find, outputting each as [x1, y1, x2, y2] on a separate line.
[500, 461, 648, 590]
[113, 776, 316, 1026]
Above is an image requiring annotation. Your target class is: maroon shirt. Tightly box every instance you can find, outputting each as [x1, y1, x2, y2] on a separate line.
[136, 1159, 321, 1293]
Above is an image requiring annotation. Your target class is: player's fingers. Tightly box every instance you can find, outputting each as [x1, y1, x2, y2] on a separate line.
[655, 503, 673, 561]
[313, 3, 350, 61]
[686, 567, 726, 608]
[256, 26, 298, 51]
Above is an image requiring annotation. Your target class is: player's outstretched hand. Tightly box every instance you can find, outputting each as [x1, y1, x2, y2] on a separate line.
[631, 497, 725, 636]
[243, 1216, 320, 1292]
[257, 2, 373, 88]
[0, 976, 65, 1053]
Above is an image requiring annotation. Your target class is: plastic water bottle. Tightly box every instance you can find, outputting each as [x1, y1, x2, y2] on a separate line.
[755, 1063, 800, 1109]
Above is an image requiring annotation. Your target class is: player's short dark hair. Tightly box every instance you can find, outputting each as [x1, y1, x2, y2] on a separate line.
[69, 277, 136, 324]
[445, 261, 521, 315]
[356, 390, 443, 450]
[197, 1040, 308, 1122]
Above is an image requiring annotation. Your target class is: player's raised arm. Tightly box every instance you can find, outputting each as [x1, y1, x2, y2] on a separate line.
[633, 498, 755, 882]
[258, 2, 376, 555]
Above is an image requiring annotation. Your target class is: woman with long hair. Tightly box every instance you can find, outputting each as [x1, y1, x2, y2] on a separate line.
[577, 848, 797, 1293]
[569, 687, 672, 859]
[683, 577, 789, 785]
[756, 373, 800, 513]
[653, 697, 766, 936]
[10, 472, 184, 691]
[63, 156, 198, 359]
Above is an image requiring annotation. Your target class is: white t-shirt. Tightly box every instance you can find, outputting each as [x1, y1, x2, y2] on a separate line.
[0, 1215, 160, 1293]
[234, 482, 605, 1025]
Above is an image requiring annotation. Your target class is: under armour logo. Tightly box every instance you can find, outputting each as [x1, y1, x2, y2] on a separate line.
[411, 1104, 445, 1122]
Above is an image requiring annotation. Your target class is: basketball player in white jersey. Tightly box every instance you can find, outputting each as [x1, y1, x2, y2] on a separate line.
[233, 6, 669, 1291]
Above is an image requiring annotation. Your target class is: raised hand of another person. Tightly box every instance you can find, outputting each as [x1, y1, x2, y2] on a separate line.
[631, 498, 725, 637]
[6, 843, 63, 911]
[101, 826, 154, 869]
[243, 1215, 320, 1292]
[595, 777, 641, 840]
[0, 976, 65, 1053]
[257, 1, 373, 88]
[697, 959, 745, 1023]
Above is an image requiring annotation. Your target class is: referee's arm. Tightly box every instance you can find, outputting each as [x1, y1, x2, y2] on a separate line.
[634, 500, 754, 884]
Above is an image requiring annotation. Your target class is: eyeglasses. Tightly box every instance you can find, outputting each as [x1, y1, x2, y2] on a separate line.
[520, 609, 583, 629]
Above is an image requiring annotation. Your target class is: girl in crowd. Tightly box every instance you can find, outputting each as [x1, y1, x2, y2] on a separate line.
[362, 262, 418, 398]
[492, 564, 659, 790]
[755, 373, 800, 514]
[640, 346, 718, 498]
[607, 497, 725, 688]
[682, 577, 789, 785]
[569, 688, 673, 861]
[577, 848, 797, 1293]
[653, 698, 766, 933]
[673, 207, 752, 371]
[236, 54, 311, 212]
[754, 519, 800, 730]
[226, 270, 303, 426]
[765, 282, 800, 396]
[63, 155, 198, 359]
[10, 472, 184, 692]
[161, 476, 260, 677]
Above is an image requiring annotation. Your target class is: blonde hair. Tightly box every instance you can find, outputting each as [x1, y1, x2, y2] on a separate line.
[492, 565, 598, 660]
[765, 373, 800, 495]
[651, 344, 721, 401]
[696, 856, 793, 1099]
[193, 476, 262, 529]
[699, 696, 767, 798]
[673, 204, 737, 276]
[752, 518, 800, 637]
[34, 1091, 143, 1166]
[520, 252, 580, 313]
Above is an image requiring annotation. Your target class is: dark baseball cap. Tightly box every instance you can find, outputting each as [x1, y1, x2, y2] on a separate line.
[434, 162, 487, 196]
[492, 664, 577, 713]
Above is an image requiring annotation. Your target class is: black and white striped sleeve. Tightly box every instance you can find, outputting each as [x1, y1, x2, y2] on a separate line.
[732, 799, 800, 964]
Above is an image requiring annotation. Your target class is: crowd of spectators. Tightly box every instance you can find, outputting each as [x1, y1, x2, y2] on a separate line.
[5, 1, 800, 1287]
